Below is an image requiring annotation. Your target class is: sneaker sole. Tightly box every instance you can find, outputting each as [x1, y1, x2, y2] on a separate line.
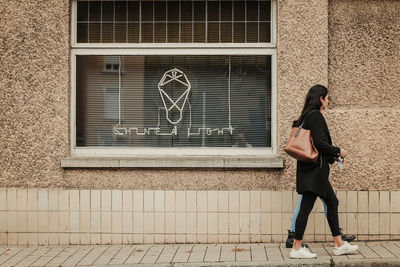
[289, 255, 317, 259]
[333, 246, 359, 256]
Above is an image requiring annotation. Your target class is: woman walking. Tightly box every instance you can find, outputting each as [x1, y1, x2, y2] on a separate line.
[289, 85, 358, 259]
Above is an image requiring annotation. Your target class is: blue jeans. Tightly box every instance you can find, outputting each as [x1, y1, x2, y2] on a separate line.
[290, 194, 328, 232]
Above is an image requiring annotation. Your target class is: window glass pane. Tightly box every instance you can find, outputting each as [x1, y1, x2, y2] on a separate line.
[259, 22, 270, 42]
[127, 22, 139, 42]
[181, 1, 192, 21]
[115, 23, 127, 42]
[128, 1, 139, 21]
[260, 0, 271, 21]
[207, 23, 219, 43]
[194, 22, 205, 42]
[77, 1, 88, 21]
[194, 1, 205, 21]
[104, 88, 119, 120]
[76, 55, 271, 148]
[247, 1, 258, 21]
[233, 1, 245, 21]
[181, 22, 193, 42]
[102, 23, 114, 42]
[89, 1, 101, 21]
[207, 1, 219, 21]
[154, 23, 166, 42]
[221, 22, 232, 42]
[115, 1, 127, 21]
[141, 23, 153, 42]
[102, 1, 114, 21]
[233, 22, 245, 42]
[142, 1, 153, 21]
[154, 1, 166, 21]
[89, 23, 101, 43]
[220, 1, 232, 21]
[77, 23, 88, 43]
[88, 1, 101, 42]
[246, 22, 258, 43]
[168, 23, 180, 42]
[168, 1, 179, 22]
[77, 1, 88, 42]
[230, 55, 271, 147]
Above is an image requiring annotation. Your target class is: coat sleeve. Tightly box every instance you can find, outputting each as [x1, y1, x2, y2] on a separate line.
[308, 112, 340, 158]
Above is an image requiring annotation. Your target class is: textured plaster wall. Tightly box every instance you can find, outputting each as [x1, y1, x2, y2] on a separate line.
[0, 1, 70, 188]
[329, 0, 400, 108]
[326, 0, 400, 190]
[327, 109, 400, 190]
[0, 0, 398, 190]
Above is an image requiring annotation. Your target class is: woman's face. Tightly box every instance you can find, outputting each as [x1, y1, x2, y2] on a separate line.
[320, 95, 329, 110]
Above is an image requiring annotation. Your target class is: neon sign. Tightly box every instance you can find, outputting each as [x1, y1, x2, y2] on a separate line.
[113, 57, 234, 137]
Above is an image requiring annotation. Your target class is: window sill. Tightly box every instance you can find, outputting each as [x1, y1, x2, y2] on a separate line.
[61, 156, 284, 169]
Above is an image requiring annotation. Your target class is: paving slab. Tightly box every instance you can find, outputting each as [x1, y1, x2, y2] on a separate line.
[188, 244, 207, 263]
[140, 245, 164, 264]
[108, 245, 137, 265]
[381, 241, 400, 258]
[16, 247, 52, 267]
[124, 245, 150, 264]
[30, 247, 66, 266]
[172, 245, 193, 263]
[156, 245, 178, 263]
[265, 245, 283, 261]
[235, 244, 251, 262]
[367, 242, 396, 258]
[203, 244, 221, 262]
[309, 245, 331, 260]
[61, 247, 93, 266]
[250, 244, 267, 262]
[46, 247, 79, 266]
[357, 242, 380, 259]
[78, 246, 109, 266]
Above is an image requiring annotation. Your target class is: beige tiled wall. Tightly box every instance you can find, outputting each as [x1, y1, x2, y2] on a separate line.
[0, 189, 399, 245]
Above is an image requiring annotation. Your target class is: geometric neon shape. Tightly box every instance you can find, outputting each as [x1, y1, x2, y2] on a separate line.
[157, 68, 191, 125]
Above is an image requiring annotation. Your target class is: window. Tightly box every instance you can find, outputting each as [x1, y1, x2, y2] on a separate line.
[76, 0, 271, 43]
[71, 0, 277, 157]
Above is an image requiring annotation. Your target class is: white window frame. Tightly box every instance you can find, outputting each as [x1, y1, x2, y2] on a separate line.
[70, 0, 277, 157]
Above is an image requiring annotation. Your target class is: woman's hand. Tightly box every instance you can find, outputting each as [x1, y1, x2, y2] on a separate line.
[340, 149, 347, 158]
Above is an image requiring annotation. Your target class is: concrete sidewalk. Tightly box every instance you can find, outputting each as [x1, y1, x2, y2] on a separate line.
[0, 241, 400, 266]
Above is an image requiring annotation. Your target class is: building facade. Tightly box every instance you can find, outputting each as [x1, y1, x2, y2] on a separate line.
[0, 0, 399, 246]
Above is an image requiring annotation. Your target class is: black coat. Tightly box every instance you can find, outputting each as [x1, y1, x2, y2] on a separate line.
[295, 110, 340, 198]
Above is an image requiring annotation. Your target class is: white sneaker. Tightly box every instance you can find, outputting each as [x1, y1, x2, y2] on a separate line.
[289, 246, 317, 259]
[333, 241, 359, 256]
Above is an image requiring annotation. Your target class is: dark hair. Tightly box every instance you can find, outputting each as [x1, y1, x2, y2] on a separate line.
[292, 84, 328, 127]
